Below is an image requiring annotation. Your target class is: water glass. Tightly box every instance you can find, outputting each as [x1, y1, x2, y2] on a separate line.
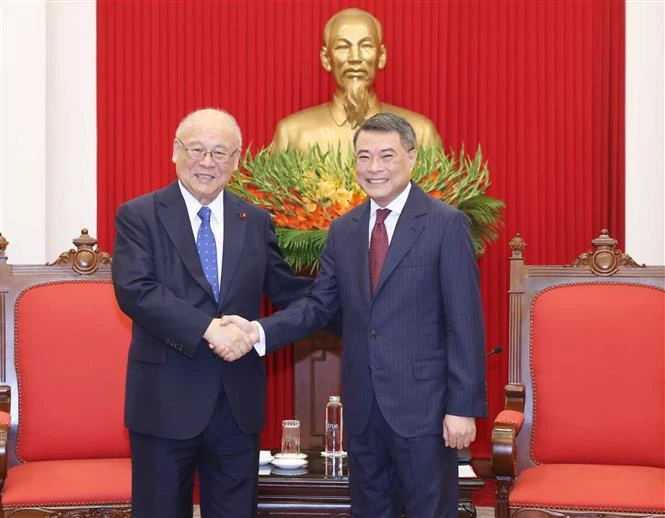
[281, 419, 300, 455]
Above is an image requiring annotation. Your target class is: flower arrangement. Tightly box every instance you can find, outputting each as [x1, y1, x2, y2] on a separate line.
[228, 144, 504, 273]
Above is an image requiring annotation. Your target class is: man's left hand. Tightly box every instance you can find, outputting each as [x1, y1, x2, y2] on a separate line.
[443, 415, 476, 449]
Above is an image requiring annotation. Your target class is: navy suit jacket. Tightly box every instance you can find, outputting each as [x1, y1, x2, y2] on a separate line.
[112, 181, 310, 440]
[260, 183, 487, 437]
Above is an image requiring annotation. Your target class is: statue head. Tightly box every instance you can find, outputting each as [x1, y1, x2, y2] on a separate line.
[320, 8, 387, 128]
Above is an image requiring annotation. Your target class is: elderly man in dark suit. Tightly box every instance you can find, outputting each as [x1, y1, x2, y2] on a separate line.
[112, 108, 310, 518]
[221, 113, 487, 517]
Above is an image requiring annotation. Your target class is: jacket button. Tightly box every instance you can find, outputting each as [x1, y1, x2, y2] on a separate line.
[368, 330, 377, 338]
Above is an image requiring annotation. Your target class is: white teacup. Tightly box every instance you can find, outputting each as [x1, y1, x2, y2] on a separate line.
[259, 450, 273, 465]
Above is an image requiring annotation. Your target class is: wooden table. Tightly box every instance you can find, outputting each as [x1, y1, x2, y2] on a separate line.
[257, 450, 483, 517]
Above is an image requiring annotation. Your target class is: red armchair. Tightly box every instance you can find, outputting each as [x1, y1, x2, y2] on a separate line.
[0, 230, 132, 516]
[491, 230, 665, 517]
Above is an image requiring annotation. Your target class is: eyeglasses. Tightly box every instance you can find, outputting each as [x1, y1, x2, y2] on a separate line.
[355, 150, 413, 169]
[175, 138, 239, 164]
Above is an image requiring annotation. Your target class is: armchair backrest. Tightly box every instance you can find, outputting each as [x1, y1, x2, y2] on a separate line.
[507, 230, 665, 472]
[0, 230, 132, 466]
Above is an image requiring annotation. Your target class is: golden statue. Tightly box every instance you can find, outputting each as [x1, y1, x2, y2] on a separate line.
[271, 8, 440, 154]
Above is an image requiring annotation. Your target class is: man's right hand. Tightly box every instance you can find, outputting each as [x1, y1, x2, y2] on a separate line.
[204, 318, 253, 362]
[220, 314, 260, 343]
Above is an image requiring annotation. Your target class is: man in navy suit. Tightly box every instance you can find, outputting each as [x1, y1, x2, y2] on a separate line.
[112, 108, 310, 518]
[221, 113, 487, 517]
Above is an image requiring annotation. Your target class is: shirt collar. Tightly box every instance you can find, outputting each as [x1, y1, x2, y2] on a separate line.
[369, 181, 412, 217]
[178, 180, 225, 224]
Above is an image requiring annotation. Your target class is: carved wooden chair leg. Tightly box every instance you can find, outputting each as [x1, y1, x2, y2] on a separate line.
[495, 476, 512, 518]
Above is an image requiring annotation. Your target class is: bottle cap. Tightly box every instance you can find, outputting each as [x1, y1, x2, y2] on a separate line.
[329, 395, 341, 403]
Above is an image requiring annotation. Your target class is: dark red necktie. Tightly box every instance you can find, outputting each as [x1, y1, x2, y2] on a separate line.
[369, 208, 391, 295]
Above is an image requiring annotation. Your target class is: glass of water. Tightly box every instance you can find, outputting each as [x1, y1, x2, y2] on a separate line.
[281, 419, 300, 455]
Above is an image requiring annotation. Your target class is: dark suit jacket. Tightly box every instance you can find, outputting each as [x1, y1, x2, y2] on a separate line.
[260, 183, 487, 437]
[112, 181, 310, 440]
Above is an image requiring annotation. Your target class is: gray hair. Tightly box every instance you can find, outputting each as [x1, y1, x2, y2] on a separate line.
[353, 113, 417, 151]
[175, 107, 242, 149]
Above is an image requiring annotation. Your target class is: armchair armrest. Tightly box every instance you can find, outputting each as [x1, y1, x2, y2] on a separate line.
[491, 384, 525, 518]
[494, 409, 525, 432]
[0, 385, 11, 482]
[490, 411, 523, 478]
[491, 384, 525, 479]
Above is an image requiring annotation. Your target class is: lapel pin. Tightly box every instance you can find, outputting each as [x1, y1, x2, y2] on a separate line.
[239, 212, 247, 220]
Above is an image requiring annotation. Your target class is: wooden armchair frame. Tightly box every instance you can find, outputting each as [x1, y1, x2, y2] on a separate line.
[0, 230, 131, 517]
[491, 230, 665, 518]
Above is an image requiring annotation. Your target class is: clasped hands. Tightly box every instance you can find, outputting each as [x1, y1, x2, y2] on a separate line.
[203, 315, 259, 362]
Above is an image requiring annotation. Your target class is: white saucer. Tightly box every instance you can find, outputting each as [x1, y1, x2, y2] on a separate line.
[270, 467, 308, 476]
[258, 450, 273, 465]
[273, 452, 308, 460]
[270, 457, 309, 469]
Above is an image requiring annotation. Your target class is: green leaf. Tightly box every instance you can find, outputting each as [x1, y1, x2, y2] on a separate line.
[228, 142, 504, 271]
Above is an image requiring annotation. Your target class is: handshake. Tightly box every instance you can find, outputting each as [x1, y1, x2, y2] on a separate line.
[203, 315, 260, 362]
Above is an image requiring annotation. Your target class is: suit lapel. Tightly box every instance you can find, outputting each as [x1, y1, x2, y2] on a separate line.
[156, 182, 216, 301]
[374, 183, 428, 296]
[218, 191, 246, 307]
[349, 202, 372, 307]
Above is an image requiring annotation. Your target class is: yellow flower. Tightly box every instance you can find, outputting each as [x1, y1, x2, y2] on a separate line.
[335, 190, 353, 208]
[302, 198, 318, 213]
[316, 178, 342, 200]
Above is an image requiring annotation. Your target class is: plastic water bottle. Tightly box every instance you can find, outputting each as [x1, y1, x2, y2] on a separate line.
[324, 395, 344, 456]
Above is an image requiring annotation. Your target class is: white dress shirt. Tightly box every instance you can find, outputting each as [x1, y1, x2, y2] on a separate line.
[367, 182, 411, 245]
[178, 181, 224, 284]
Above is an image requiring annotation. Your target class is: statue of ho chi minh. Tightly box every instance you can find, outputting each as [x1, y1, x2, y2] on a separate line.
[270, 8, 441, 154]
